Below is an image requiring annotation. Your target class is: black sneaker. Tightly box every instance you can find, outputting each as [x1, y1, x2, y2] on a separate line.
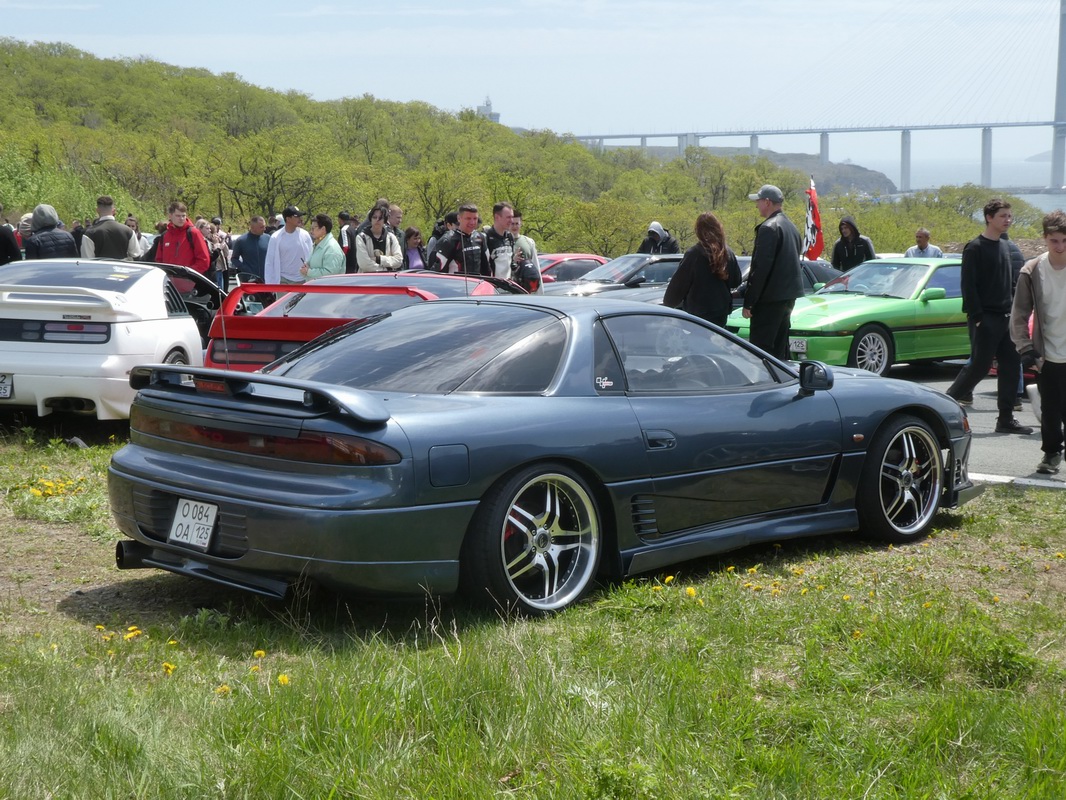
[995, 417, 1033, 435]
[958, 395, 973, 406]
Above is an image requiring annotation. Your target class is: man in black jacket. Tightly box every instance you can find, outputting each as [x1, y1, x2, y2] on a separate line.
[946, 198, 1032, 434]
[0, 203, 20, 265]
[743, 185, 803, 360]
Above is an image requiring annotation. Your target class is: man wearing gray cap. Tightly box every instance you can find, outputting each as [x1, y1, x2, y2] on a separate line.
[743, 184, 803, 360]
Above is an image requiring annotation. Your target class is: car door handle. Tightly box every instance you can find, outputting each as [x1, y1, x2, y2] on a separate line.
[643, 429, 676, 450]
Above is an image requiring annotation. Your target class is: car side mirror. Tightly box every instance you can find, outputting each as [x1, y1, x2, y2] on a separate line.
[920, 287, 946, 302]
[625, 275, 645, 287]
[798, 360, 834, 396]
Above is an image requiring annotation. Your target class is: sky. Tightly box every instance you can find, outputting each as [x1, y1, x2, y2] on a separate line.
[1, 0, 1063, 189]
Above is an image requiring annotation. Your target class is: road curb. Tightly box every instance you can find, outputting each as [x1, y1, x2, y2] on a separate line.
[971, 472, 1066, 490]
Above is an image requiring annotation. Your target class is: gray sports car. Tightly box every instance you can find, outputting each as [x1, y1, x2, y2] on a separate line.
[108, 296, 979, 615]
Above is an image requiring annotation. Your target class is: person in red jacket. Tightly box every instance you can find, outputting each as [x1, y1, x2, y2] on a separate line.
[152, 201, 210, 293]
[155, 201, 210, 273]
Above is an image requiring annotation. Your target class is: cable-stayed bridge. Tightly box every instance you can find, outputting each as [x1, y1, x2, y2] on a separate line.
[575, 2, 1066, 193]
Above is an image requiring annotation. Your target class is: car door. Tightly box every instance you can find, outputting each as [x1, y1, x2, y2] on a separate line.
[600, 312, 843, 538]
[912, 263, 969, 359]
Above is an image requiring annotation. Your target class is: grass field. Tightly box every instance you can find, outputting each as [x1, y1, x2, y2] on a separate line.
[1, 423, 1064, 799]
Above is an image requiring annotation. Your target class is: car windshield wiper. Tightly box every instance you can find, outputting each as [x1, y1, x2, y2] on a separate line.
[282, 293, 308, 316]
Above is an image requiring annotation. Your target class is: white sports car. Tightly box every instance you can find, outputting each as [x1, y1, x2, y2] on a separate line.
[0, 258, 221, 420]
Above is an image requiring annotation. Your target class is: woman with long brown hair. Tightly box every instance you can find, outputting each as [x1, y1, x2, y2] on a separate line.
[663, 211, 742, 327]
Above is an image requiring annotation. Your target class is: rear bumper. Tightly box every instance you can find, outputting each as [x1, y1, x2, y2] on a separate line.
[107, 463, 474, 598]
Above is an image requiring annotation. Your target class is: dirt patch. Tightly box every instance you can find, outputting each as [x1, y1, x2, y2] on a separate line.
[2, 509, 258, 632]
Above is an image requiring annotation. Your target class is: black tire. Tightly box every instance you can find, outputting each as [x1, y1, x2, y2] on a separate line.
[857, 415, 944, 543]
[162, 349, 188, 365]
[461, 463, 603, 615]
[848, 324, 895, 376]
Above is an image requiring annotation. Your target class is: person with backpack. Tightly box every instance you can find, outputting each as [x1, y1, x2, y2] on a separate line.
[150, 201, 211, 291]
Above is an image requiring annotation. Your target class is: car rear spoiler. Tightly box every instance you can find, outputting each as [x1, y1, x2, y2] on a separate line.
[219, 283, 438, 316]
[129, 364, 392, 425]
[0, 283, 144, 319]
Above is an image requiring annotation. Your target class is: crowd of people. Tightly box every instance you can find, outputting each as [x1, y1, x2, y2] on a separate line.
[0, 196, 545, 294]
[5, 189, 1066, 473]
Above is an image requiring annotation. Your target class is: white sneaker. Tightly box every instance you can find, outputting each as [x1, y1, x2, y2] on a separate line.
[1037, 453, 1062, 474]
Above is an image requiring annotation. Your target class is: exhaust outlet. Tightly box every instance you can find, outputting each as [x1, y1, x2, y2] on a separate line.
[115, 540, 152, 570]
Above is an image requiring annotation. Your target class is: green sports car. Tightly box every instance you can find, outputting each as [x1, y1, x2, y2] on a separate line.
[725, 258, 969, 375]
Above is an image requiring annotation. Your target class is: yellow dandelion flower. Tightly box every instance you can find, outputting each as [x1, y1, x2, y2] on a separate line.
[923, 601, 933, 609]
[852, 630, 863, 639]
[773, 543, 782, 549]
[685, 586, 697, 598]
[743, 582, 754, 589]
[102, 634, 113, 642]
[905, 565, 914, 572]
[95, 624, 105, 630]
[250, 665, 261, 673]
[746, 566, 758, 574]
[652, 586, 663, 593]
[817, 585, 826, 591]
[41, 480, 55, 488]
[992, 596, 1000, 603]
[123, 630, 142, 641]
[664, 575, 674, 584]
[29, 488, 43, 497]
[278, 674, 290, 686]
[1056, 552, 1065, 559]
[751, 584, 763, 591]
[168, 639, 178, 646]
[771, 588, 781, 597]
[791, 567, 804, 576]
[127, 625, 139, 632]
[800, 587, 809, 596]
[869, 590, 875, 598]
[726, 565, 735, 573]
[1045, 564, 1052, 572]
[162, 662, 176, 676]
[216, 684, 231, 695]
[253, 650, 266, 659]
[697, 598, 704, 607]
[842, 594, 852, 601]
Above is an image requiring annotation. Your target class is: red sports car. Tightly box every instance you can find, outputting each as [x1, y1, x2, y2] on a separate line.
[205, 271, 525, 371]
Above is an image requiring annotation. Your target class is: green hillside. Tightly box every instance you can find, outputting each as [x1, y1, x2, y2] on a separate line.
[0, 38, 1042, 255]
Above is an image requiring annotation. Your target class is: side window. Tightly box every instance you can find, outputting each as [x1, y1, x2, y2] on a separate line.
[925, 265, 962, 298]
[593, 322, 625, 395]
[602, 314, 778, 392]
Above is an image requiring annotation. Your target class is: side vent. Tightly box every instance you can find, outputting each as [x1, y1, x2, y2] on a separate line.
[630, 495, 659, 539]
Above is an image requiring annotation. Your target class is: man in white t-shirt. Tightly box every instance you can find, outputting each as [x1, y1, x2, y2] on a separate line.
[1011, 209, 1066, 473]
[264, 206, 313, 284]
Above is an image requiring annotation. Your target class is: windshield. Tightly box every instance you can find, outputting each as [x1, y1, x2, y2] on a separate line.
[576, 254, 647, 283]
[269, 302, 567, 394]
[817, 261, 929, 299]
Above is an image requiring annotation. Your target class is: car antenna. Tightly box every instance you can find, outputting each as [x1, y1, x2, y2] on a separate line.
[219, 279, 232, 370]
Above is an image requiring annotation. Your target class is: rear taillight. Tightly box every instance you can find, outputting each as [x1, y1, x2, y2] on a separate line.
[207, 340, 304, 367]
[131, 407, 401, 465]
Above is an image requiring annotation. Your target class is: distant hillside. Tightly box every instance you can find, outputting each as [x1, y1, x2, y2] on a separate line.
[606, 145, 897, 196]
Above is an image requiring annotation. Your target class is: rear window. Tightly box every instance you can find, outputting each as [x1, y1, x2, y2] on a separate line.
[271, 302, 567, 394]
[260, 292, 425, 318]
[0, 261, 151, 292]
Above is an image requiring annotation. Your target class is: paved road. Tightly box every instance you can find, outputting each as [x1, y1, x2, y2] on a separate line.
[886, 360, 1063, 490]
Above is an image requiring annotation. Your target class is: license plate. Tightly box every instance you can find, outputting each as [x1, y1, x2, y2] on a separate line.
[789, 338, 808, 354]
[0, 373, 10, 399]
[168, 499, 218, 550]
